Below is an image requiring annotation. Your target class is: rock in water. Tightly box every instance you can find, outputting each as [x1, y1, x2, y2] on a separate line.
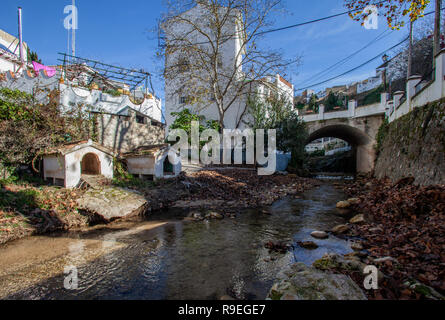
[347, 198, 360, 205]
[332, 224, 350, 235]
[76, 187, 147, 222]
[350, 214, 366, 225]
[298, 241, 319, 250]
[311, 231, 329, 239]
[336, 201, 351, 209]
[267, 263, 367, 300]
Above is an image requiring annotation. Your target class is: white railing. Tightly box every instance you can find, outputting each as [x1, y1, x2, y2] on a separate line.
[301, 96, 387, 123]
[388, 49, 445, 123]
[301, 48, 445, 124]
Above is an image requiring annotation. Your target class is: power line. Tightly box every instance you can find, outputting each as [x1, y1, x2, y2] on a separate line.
[162, 1, 386, 47]
[297, 29, 393, 87]
[295, 37, 408, 91]
[258, 1, 387, 36]
[294, 7, 445, 92]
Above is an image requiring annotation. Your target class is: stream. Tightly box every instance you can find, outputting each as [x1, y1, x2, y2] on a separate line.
[0, 182, 354, 300]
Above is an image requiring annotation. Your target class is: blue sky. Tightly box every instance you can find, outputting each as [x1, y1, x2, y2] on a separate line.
[0, 0, 436, 98]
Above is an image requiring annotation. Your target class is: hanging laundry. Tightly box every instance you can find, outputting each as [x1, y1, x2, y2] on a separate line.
[32, 61, 57, 77]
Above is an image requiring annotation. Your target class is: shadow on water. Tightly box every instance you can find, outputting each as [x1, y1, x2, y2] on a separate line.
[2, 182, 353, 300]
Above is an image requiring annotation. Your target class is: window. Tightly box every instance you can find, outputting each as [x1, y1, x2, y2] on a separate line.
[180, 96, 188, 104]
[136, 115, 145, 124]
[178, 58, 190, 73]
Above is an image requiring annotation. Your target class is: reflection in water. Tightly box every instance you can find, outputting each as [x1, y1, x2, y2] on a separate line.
[2, 183, 352, 300]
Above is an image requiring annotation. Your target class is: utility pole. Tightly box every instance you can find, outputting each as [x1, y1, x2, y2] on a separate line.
[434, 0, 441, 59]
[72, 0, 76, 58]
[407, 20, 413, 79]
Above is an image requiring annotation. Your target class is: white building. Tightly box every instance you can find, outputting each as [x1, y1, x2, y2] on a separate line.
[0, 29, 29, 73]
[123, 145, 182, 181]
[162, 3, 294, 131]
[42, 140, 115, 188]
[0, 64, 163, 123]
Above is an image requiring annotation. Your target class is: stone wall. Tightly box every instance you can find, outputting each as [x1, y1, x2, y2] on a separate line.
[375, 99, 445, 186]
[94, 111, 165, 154]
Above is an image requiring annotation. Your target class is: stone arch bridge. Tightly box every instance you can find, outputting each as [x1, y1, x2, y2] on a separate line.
[302, 99, 388, 173]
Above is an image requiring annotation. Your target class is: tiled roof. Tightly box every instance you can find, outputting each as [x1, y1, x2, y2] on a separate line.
[122, 144, 170, 157]
[43, 140, 115, 157]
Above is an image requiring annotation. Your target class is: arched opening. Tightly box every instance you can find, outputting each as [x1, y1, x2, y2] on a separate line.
[305, 125, 373, 174]
[81, 153, 101, 175]
[163, 156, 174, 176]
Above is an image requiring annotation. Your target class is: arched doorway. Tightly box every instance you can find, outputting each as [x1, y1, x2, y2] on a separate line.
[81, 153, 101, 175]
[163, 156, 174, 176]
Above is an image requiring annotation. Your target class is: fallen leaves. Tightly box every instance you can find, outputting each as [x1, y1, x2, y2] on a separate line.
[343, 176, 445, 300]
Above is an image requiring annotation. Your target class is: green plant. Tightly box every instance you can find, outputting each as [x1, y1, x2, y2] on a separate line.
[0, 88, 90, 169]
[276, 111, 309, 168]
[104, 89, 122, 97]
[376, 118, 390, 154]
[169, 109, 221, 148]
[247, 94, 294, 130]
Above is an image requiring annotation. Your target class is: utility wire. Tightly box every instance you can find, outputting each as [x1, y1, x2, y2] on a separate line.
[164, 1, 387, 47]
[257, 1, 387, 36]
[294, 8, 445, 91]
[297, 29, 393, 86]
[295, 37, 408, 91]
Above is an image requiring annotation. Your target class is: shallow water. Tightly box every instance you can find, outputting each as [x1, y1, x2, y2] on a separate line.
[0, 183, 352, 300]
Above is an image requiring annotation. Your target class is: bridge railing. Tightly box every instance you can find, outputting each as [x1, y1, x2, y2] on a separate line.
[388, 48, 445, 123]
[301, 94, 387, 122]
[302, 49, 445, 124]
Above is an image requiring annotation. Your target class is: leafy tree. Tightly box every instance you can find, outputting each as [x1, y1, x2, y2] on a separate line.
[0, 88, 90, 170]
[27, 47, 42, 64]
[308, 94, 319, 112]
[169, 108, 221, 147]
[247, 94, 294, 130]
[276, 111, 308, 168]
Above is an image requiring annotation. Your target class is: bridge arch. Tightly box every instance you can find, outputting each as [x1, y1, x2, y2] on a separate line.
[306, 124, 376, 173]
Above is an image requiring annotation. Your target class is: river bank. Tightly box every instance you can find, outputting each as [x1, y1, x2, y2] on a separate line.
[0, 169, 316, 245]
[330, 176, 445, 300]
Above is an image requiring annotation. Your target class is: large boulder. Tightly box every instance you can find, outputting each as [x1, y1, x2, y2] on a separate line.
[267, 263, 367, 300]
[76, 187, 147, 222]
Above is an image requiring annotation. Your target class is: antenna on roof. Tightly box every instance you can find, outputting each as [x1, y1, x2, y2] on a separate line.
[18, 7, 25, 68]
[72, 0, 76, 58]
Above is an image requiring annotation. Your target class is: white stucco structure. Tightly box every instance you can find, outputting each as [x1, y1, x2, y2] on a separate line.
[124, 145, 182, 181]
[42, 140, 114, 188]
[0, 68, 163, 123]
[0, 29, 29, 73]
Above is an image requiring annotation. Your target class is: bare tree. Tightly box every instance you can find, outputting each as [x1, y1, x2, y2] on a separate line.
[159, 0, 297, 130]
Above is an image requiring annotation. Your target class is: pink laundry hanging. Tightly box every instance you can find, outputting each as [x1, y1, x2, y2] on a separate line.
[32, 61, 57, 77]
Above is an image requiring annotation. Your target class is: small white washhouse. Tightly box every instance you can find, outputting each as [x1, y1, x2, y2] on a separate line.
[42, 140, 115, 188]
[123, 144, 182, 181]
